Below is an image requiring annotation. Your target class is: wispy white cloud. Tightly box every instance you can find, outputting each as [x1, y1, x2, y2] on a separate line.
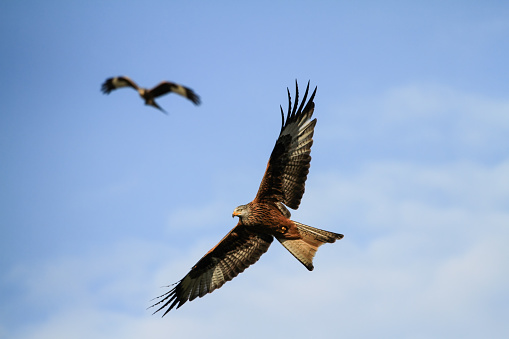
[323, 84, 509, 162]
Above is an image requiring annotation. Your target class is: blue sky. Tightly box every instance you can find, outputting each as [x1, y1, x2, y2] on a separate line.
[1, 1, 508, 338]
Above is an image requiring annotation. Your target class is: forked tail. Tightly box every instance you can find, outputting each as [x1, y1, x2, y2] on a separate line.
[277, 222, 343, 271]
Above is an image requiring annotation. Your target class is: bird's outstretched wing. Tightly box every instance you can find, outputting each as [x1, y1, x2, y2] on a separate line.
[101, 76, 139, 94]
[150, 224, 273, 316]
[254, 81, 317, 209]
[149, 81, 201, 105]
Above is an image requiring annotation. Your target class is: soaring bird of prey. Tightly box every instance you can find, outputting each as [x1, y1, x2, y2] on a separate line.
[101, 76, 201, 113]
[151, 81, 343, 316]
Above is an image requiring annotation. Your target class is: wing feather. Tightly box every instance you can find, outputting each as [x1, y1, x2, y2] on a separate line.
[148, 81, 201, 105]
[150, 224, 273, 316]
[101, 76, 139, 94]
[254, 80, 317, 209]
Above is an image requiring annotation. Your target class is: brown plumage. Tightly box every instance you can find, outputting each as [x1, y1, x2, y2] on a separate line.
[101, 76, 200, 113]
[151, 81, 343, 316]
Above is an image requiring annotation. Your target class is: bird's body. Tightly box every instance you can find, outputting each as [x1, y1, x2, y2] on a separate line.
[101, 76, 200, 113]
[232, 202, 298, 238]
[151, 81, 343, 316]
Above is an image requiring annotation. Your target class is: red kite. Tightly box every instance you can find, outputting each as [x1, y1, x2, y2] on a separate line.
[151, 81, 343, 316]
[101, 76, 200, 113]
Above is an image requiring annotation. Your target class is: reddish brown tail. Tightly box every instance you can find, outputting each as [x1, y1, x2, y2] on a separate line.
[277, 222, 343, 271]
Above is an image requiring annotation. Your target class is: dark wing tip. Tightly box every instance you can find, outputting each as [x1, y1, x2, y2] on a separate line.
[280, 105, 285, 131]
[280, 80, 316, 132]
[296, 81, 311, 114]
[101, 78, 114, 94]
[280, 88, 291, 133]
[149, 282, 183, 317]
[186, 89, 201, 105]
[291, 80, 300, 117]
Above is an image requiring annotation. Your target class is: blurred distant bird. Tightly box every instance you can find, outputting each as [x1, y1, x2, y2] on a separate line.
[101, 76, 201, 113]
[151, 81, 343, 316]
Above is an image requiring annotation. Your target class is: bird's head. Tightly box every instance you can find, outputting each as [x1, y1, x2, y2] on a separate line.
[232, 204, 250, 222]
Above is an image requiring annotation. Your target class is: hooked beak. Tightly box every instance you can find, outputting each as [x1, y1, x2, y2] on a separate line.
[232, 209, 241, 218]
